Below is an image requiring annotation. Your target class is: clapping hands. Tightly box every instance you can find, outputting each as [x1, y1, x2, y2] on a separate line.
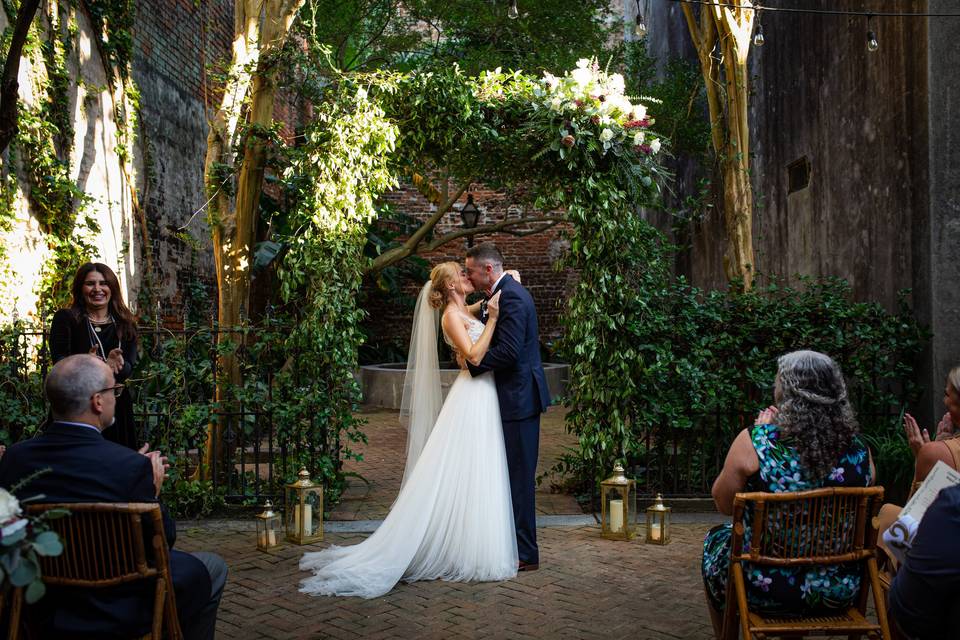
[89, 346, 124, 375]
[904, 412, 956, 457]
[138, 443, 170, 497]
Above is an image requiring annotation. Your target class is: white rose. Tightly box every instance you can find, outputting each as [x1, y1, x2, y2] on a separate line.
[606, 73, 626, 95]
[571, 67, 593, 88]
[576, 58, 591, 69]
[633, 131, 645, 146]
[631, 104, 648, 121]
[599, 128, 615, 142]
[650, 138, 662, 153]
[0, 488, 21, 523]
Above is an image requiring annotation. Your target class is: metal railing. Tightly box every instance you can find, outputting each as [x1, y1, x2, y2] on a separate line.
[1, 326, 341, 504]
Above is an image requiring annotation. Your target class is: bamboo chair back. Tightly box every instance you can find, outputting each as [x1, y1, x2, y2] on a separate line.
[8, 502, 182, 640]
[722, 486, 891, 640]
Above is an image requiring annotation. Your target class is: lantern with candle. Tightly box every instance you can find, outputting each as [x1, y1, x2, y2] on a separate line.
[255, 500, 281, 551]
[645, 493, 671, 545]
[600, 465, 637, 540]
[286, 468, 323, 544]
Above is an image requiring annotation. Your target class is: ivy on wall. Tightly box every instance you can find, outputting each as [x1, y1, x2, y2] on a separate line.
[0, 0, 140, 318]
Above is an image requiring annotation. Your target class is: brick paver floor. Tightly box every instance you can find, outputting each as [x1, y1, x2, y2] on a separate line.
[180, 405, 725, 639]
[178, 521, 718, 640]
[179, 405, 881, 639]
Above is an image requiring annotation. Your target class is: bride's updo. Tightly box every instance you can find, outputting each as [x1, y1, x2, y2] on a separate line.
[428, 262, 460, 310]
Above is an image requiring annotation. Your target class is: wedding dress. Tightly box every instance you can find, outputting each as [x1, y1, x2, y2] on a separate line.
[299, 285, 518, 598]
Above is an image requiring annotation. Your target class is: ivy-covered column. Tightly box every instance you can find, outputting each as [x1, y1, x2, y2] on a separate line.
[278, 83, 398, 495]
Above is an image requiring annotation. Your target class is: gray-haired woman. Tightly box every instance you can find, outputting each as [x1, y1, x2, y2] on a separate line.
[701, 350, 876, 636]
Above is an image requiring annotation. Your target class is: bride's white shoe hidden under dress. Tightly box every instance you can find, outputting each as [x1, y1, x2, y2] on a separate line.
[299, 366, 518, 598]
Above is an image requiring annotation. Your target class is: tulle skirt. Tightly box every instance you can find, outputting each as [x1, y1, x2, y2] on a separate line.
[299, 370, 518, 598]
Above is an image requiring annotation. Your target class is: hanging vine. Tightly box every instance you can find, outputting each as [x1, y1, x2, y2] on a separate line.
[0, 0, 142, 317]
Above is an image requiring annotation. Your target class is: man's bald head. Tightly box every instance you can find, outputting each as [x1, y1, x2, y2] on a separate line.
[46, 354, 113, 421]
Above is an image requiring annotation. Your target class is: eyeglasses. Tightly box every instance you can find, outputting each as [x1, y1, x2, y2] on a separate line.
[93, 384, 124, 398]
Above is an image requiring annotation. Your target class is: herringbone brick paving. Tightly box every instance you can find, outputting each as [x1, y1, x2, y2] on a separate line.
[178, 406, 880, 638]
[179, 405, 723, 638]
[178, 523, 717, 640]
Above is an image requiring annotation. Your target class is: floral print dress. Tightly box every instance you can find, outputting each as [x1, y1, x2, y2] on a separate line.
[701, 423, 873, 614]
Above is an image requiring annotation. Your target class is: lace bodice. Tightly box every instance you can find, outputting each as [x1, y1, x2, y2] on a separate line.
[443, 313, 484, 349]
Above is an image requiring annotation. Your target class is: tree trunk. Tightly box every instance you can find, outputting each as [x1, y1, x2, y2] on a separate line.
[0, 0, 43, 155]
[200, 0, 303, 479]
[681, 1, 756, 289]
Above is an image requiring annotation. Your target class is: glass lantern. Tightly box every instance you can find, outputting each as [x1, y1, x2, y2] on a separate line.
[286, 468, 323, 544]
[645, 493, 671, 545]
[600, 465, 637, 540]
[255, 500, 280, 551]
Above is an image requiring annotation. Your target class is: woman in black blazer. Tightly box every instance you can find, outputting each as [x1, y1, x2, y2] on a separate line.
[50, 263, 139, 449]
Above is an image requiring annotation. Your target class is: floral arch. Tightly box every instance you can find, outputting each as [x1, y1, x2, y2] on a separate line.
[277, 59, 668, 491]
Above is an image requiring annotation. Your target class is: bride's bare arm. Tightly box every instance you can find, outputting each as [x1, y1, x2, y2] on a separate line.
[442, 293, 501, 366]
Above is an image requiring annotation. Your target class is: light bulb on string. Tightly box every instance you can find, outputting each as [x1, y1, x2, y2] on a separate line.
[753, 22, 765, 47]
[508, 0, 519, 19]
[634, 14, 647, 38]
[633, 0, 649, 38]
[866, 15, 879, 52]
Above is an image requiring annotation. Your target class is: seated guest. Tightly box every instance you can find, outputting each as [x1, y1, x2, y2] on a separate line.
[0, 354, 226, 640]
[902, 365, 960, 484]
[887, 483, 960, 639]
[701, 350, 876, 637]
[876, 366, 960, 571]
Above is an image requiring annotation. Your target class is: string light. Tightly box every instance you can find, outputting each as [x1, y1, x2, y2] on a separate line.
[508, 0, 519, 19]
[634, 0, 649, 38]
[866, 15, 879, 52]
[669, 0, 960, 18]
[753, 19, 764, 47]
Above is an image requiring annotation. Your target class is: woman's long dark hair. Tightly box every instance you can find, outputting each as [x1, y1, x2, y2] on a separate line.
[68, 263, 138, 340]
[776, 350, 859, 480]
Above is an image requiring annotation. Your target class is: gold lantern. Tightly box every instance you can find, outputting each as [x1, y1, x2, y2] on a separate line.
[645, 493, 671, 545]
[286, 468, 323, 544]
[255, 500, 281, 551]
[600, 465, 637, 540]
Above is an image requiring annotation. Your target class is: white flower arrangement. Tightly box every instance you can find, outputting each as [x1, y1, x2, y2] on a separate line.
[536, 57, 663, 157]
[0, 482, 67, 604]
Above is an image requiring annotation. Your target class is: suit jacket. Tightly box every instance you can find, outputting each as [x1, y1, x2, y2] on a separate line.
[889, 483, 960, 639]
[468, 275, 551, 421]
[0, 422, 210, 638]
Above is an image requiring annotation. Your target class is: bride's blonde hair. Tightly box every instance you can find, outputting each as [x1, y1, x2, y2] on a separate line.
[429, 262, 461, 310]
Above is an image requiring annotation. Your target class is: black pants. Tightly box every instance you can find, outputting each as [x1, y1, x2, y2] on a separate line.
[503, 415, 541, 565]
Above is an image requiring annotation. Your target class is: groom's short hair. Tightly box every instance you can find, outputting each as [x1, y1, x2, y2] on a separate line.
[466, 242, 504, 267]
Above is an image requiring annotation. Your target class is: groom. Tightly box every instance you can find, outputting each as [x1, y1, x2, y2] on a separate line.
[465, 242, 551, 571]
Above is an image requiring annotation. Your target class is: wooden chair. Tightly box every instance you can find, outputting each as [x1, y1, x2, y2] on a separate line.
[720, 486, 890, 640]
[7, 502, 183, 640]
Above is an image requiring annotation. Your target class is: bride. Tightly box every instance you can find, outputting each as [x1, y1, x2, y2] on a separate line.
[299, 261, 518, 598]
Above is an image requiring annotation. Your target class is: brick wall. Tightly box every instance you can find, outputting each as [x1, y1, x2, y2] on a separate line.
[362, 182, 576, 362]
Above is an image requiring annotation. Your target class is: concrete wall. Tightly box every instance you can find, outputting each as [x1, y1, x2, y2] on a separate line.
[642, 1, 954, 422]
[920, 0, 960, 422]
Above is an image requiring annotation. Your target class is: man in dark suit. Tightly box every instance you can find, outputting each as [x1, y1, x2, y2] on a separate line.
[888, 482, 960, 639]
[466, 243, 551, 570]
[0, 354, 226, 639]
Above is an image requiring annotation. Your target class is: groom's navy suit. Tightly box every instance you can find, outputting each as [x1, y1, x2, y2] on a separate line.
[468, 274, 550, 565]
[0, 422, 216, 639]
